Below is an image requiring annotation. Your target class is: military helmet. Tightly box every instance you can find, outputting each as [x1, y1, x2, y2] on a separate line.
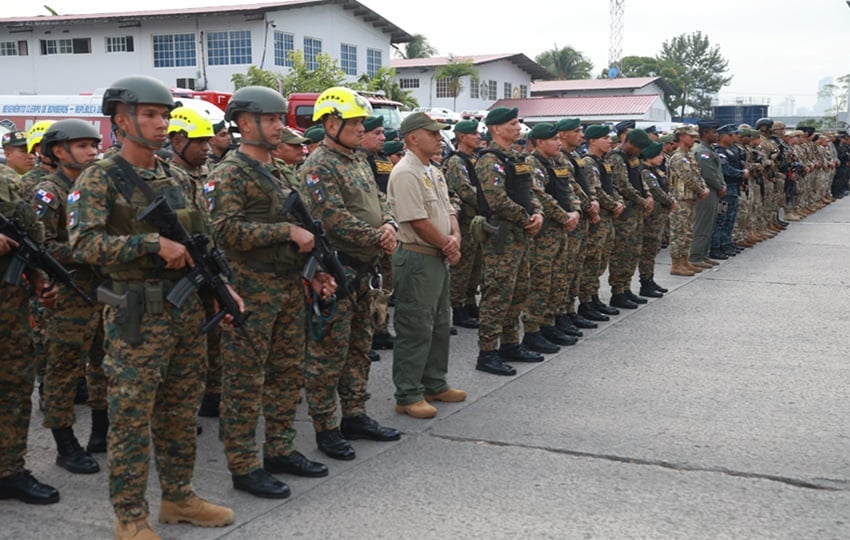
[755, 117, 774, 130]
[312, 87, 372, 121]
[42, 119, 101, 161]
[27, 120, 56, 153]
[168, 107, 215, 139]
[225, 86, 288, 122]
[102, 75, 175, 116]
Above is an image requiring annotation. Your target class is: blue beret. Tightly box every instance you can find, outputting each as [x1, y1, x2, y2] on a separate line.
[614, 120, 635, 134]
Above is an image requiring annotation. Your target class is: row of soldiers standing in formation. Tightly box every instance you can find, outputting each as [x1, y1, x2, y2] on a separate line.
[0, 74, 845, 539]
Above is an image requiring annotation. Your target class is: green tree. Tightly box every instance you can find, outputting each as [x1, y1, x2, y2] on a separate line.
[817, 74, 850, 128]
[535, 45, 593, 80]
[230, 65, 284, 92]
[356, 66, 418, 109]
[657, 31, 732, 118]
[434, 55, 478, 111]
[797, 118, 824, 130]
[398, 34, 437, 59]
[280, 50, 345, 95]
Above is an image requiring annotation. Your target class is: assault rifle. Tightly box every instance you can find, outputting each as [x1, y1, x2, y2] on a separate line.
[0, 208, 93, 305]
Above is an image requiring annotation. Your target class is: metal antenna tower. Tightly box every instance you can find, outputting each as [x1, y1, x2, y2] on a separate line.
[608, 0, 625, 77]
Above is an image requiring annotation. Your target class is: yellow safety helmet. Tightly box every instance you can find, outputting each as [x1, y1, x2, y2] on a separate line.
[167, 106, 214, 139]
[27, 120, 56, 153]
[312, 87, 373, 121]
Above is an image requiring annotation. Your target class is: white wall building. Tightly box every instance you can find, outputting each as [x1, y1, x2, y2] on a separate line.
[390, 54, 552, 113]
[0, 0, 412, 95]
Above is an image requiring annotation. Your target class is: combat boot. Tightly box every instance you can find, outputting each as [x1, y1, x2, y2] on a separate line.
[624, 290, 648, 304]
[371, 331, 395, 350]
[578, 302, 609, 322]
[591, 295, 619, 316]
[476, 350, 516, 376]
[521, 332, 559, 354]
[316, 428, 356, 460]
[464, 303, 480, 319]
[685, 260, 703, 273]
[670, 257, 695, 277]
[638, 278, 663, 298]
[690, 260, 713, 270]
[569, 312, 598, 329]
[52, 427, 99, 474]
[197, 393, 221, 418]
[554, 314, 583, 337]
[114, 518, 160, 540]
[159, 494, 234, 527]
[609, 293, 638, 309]
[499, 343, 544, 362]
[0, 470, 59, 505]
[650, 275, 668, 293]
[452, 306, 479, 329]
[540, 325, 578, 346]
[86, 408, 109, 453]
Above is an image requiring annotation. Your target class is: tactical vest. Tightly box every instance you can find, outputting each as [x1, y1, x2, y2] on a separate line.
[97, 157, 207, 280]
[567, 153, 592, 196]
[480, 148, 534, 213]
[444, 151, 484, 216]
[225, 152, 308, 272]
[367, 152, 393, 193]
[654, 166, 670, 193]
[590, 154, 615, 196]
[0, 174, 44, 276]
[532, 153, 574, 212]
[613, 149, 646, 197]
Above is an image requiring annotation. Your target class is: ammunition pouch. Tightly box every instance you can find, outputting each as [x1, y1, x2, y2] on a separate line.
[97, 279, 176, 346]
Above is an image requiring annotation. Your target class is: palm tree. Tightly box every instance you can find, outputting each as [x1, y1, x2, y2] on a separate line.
[535, 45, 594, 80]
[400, 34, 437, 59]
[357, 66, 419, 109]
[434, 55, 478, 111]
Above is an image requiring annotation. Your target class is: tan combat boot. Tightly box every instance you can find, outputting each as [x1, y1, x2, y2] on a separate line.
[685, 259, 704, 272]
[159, 495, 235, 527]
[670, 257, 695, 276]
[114, 518, 160, 540]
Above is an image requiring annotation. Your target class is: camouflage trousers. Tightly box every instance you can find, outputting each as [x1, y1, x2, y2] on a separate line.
[565, 219, 589, 315]
[669, 199, 695, 259]
[103, 291, 205, 523]
[639, 206, 668, 278]
[478, 224, 530, 351]
[31, 298, 48, 382]
[734, 187, 750, 242]
[305, 268, 373, 432]
[450, 221, 482, 308]
[220, 265, 306, 475]
[580, 213, 615, 302]
[608, 207, 644, 293]
[200, 293, 222, 396]
[0, 285, 34, 477]
[523, 224, 568, 333]
[42, 279, 107, 430]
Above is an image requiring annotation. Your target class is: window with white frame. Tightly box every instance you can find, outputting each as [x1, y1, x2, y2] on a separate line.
[153, 33, 196, 67]
[208, 30, 251, 66]
[340, 43, 357, 76]
[399, 78, 419, 89]
[304, 37, 321, 70]
[366, 48, 381, 77]
[274, 31, 294, 67]
[106, 36, 134, 53]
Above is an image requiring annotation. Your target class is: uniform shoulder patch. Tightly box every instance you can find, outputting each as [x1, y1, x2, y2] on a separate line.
[306, 172, 320, 187]
[493, 163, 504, 173]
[35, 188, 54, 205]
[699, 153, 710, 160]
[204, 181, 215, 194]
[68, 190, 81, 204]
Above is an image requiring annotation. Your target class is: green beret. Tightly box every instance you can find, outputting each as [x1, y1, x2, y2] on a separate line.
[304, 125, 325, 143]
[556, 118, 581, 132]
[384, 128, 400, 141]
[529, 123, 558, 140]
[363, 115, 384, 132]
[485, 107, 518, 126]
[584, 125, 610, 140]
[626, 128, 652, 150]
[659, 134, 675, 144]
[383, 140, 404, 155]
[454, 119, 479, 134]
[482, 131, 492, 141]
[212, 120, 227, 133]
[641, 141, 663, 159]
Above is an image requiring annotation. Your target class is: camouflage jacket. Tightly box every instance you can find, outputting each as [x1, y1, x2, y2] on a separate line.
[526, 152, 574, 226]
[667, 148, 706, 201]
[475, 141, 543, 226]
[581, 153, 623, 214]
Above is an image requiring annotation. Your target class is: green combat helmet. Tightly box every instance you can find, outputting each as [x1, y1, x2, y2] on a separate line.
[102, 75, 175, 149]
[41, 119, 102, 169]
[225, 86, 288, 149]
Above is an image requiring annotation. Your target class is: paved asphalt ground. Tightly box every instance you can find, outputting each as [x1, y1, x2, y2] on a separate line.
[5, 199, 850, 539]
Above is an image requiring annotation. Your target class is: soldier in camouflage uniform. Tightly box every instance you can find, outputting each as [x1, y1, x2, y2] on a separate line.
[442, 119, 483, 329]
[167, 107, 223, 419]
[20, 120, 57, 199]
[667, 125, 709, 276]
[607, 129, 654, 309]
[299, 87, 401, 462]
[69, 75, 236, 539]
[557, 118, 604, 327]
[521, 123, 579, 354]
[361, 115, 395, 352]
[1, 129, 35, 176]
[580, 125, 624, 317]
[207, 120, 232, 165]
[0, 165, 61, 505]
[212, 86, 336, 499]
[637, 141, 675, 296]
[474, 107, 544, 376]
[33, 120, 107, 477]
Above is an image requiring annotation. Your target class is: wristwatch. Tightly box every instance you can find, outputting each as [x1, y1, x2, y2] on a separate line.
[385, 219, 399, 232]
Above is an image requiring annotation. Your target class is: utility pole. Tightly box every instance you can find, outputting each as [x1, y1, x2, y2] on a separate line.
[608, 0, 625, 77]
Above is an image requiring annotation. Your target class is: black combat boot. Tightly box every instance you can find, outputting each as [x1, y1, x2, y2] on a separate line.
[578, 302, 609, 322]
[73, 377, 89, 405]
[541, 325, 577, 346]
[452, 306, 479, 329]
[554, 314, 583, 337]
[569, 312, 598, 329]
[624, 290, 648, 304]
[367, 349, 381, 362]
[609, 293, 638, 309]
[316, 428, 356, 460]
[476, 350, 516, 376]
[340, 414, 401, 441]
[649, 275, 668, 293]
[198, 393, 221, 418]
[521, 332, 560, 354]
[592, 295, 620, 316]
[639, 278, 663, 298]
[499, 343, 544, 363]
[371, 331, 395, 350]
[52, 427, 99, 474]
[464, 303, 480, 319]
[232, 469, 290, 499]
[0, 471, 60, 505]
[86, 409, 109, 453]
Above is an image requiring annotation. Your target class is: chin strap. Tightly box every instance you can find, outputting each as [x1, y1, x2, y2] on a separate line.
[239, 114, 279, 150]
[118, 105, 167, 150]
[325, 117, 359, 151]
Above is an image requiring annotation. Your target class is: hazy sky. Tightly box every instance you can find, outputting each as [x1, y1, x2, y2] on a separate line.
[4, 0, 849, 113]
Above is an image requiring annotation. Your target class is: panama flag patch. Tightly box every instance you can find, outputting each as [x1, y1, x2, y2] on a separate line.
[36, 189, 53, 205]
[68, 190, 81, 204]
